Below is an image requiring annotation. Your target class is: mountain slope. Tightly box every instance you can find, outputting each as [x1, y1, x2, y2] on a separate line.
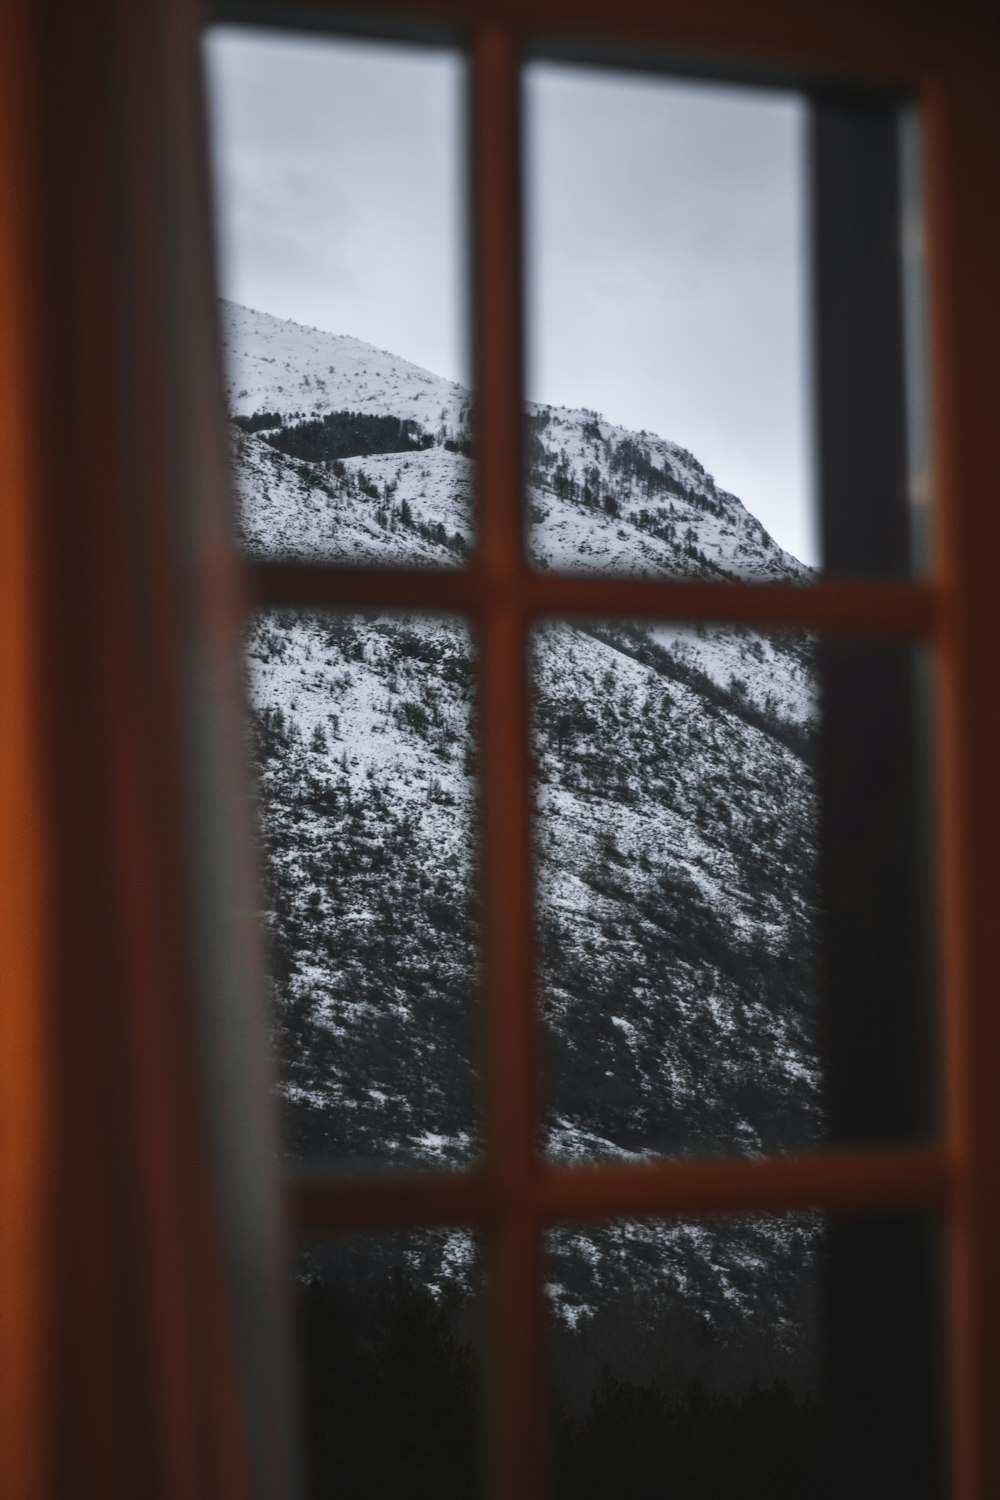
[224, 300, 823, 1366]
[222, 299, 806, 586]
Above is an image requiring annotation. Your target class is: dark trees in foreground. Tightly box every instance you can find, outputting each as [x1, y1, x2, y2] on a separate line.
[296, 1273, 821, 1500]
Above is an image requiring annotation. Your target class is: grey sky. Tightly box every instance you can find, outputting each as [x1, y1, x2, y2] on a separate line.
[204, 29, 816, 565]
[526, 65, 815, 566]
[203, 28, 468, 385]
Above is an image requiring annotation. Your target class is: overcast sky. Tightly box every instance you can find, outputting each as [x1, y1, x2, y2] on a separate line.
[204, 29, 816, 565]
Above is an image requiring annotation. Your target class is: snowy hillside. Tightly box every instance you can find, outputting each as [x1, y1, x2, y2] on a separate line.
[222, 299, 807, 586]
[524, 403, 807, 584]
[222, 300, 469, 432]
[225, 300, 822, 1357]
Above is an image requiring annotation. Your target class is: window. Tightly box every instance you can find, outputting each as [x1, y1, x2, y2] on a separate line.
[2, 3, 999, 1499]
[202, 9, 960, 1498]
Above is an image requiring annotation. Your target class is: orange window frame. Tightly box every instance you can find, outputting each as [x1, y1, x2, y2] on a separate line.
[1, 2, 998, 1499]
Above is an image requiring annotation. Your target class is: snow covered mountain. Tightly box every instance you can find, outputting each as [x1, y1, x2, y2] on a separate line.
[223, 299, 806, 586]
[224, 300, 822, 1376]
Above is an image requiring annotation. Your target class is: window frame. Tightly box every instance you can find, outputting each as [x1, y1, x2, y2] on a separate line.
[224, 14, 953, 1500]
[208, 7, 1000, 1498]
[3, 2, 999, 1498]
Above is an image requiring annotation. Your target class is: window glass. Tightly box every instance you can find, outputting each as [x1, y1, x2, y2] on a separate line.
[546, 1214, 824, 1498]
[295, 1231, 482, 1498]
[524, 63, 816, 581]
[247, 610, 480, 1170]
[533, 621, 935, 1158]
[203, 26, 472, 565]
[533, 620, 820, 1159]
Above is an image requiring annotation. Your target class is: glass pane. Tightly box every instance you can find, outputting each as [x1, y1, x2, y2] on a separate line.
[204, 27, 473, 564]
[524, 64, 816, 581]
[295, 1231, 481, 1499]
[533, 621, 936, 1159]
[533, 620, 821, 1160]
[547, 1214, 824, 1498]
[247, 610, 480, 1170]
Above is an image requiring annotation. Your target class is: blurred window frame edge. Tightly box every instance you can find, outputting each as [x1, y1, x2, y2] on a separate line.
[1, 2, 1000, 1500]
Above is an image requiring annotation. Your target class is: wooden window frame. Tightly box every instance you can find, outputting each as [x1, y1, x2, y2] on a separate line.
[2, 2, 999, 1499]
[236, 10, 1000, 1499]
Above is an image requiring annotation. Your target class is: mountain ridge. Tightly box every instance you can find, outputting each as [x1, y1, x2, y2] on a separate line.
[222, 298, 810, 587]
